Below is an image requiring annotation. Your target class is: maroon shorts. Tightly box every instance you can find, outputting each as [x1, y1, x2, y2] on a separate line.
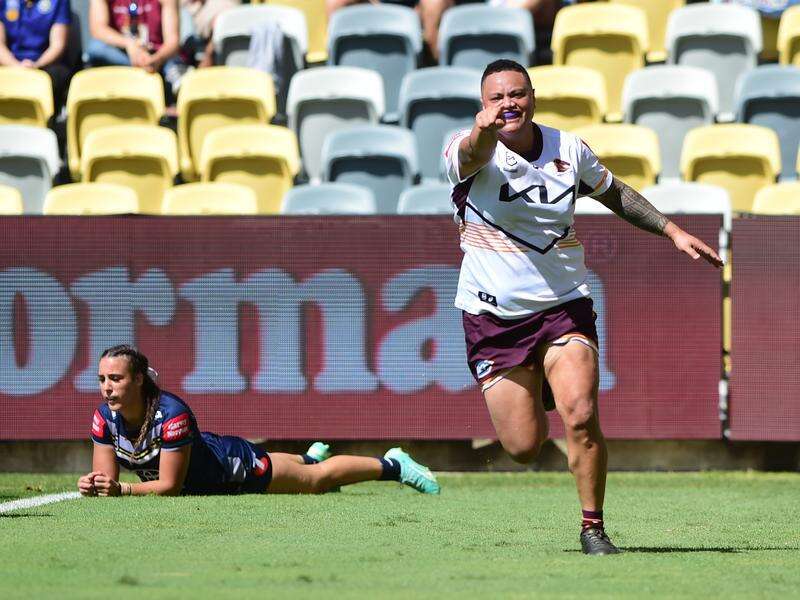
[462, 297, 598, 407]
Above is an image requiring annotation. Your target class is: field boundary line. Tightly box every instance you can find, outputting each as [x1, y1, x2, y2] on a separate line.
[0, 491, 81, 514]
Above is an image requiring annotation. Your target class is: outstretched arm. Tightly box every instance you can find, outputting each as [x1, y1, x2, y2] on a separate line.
[593, 177, 723, 268]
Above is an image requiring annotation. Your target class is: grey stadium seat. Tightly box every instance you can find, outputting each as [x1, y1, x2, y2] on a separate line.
[321, 125, 418, 214]
[327, 4, 422, 123]
[0, 125, 60, 213]
[438, 5, 536, 70]
[735, 65, 800, 181]
[622, 65, 718, 180]
[399, 67, 482, 182]
[212, 5, 308, 70]
[281, 182, 377, 214]
[397, 183, 454, 214]
[287, 66, 384, 182]
[642, 181, 733, 231]
[666, 3, 761, 121]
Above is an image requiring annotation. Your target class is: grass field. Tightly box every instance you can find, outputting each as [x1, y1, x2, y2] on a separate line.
[1, 471, 798, 599]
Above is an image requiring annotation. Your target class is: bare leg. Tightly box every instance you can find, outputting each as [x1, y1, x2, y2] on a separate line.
[483, 364, 549, 464]
[268, 454, 383, 494]
[539, 340, 607, 511]
[418, 0, 455, 63]
[270, 452, 305, 465]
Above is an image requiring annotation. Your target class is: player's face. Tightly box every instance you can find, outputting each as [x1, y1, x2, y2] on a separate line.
[98, 356, 143, 412]
[481, 70, 535, 134]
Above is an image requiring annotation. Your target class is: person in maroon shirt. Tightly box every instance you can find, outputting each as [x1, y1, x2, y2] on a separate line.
[87, 0, 184, 92]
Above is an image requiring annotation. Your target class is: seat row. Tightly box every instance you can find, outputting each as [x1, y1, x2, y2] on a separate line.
[2, 179, 797, 217]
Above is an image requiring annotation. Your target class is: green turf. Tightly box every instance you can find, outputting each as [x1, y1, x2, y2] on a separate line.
[1, 472, 798, 599]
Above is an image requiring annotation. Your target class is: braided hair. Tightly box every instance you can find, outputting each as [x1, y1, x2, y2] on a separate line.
[100, 345, 161, 449]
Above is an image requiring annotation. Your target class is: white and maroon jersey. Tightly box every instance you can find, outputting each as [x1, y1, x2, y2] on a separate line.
[444, 123, 613, 318]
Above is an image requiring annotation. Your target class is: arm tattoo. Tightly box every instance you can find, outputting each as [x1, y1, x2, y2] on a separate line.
[594, 177, 669, 236]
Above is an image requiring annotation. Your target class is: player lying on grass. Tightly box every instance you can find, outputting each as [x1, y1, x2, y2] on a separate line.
[77, 345, 439, 497]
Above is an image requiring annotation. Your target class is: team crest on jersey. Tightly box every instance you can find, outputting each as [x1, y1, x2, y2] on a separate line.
[476, 360, 494, 379]
[553, 159, 571, 173]
[37, 0, 52, 14]
[505, 151, 518, 167]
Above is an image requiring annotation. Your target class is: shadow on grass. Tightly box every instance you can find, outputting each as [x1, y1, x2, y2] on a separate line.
[566, 546, 798, 554]
[0, 513, 53, 519]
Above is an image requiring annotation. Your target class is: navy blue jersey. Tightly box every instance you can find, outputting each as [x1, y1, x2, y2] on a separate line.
[90, 391, 271, 495]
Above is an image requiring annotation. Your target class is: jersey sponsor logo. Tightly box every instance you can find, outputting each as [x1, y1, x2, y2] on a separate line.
[498, 183, 574, 206]
[253, 456, 271, 477]
[478, 291, 497, 306]
[162, 413, 190, 442]
[476, 359, 494, 379]
[37, 0, 52, 14]
[91, 409, 106, 437]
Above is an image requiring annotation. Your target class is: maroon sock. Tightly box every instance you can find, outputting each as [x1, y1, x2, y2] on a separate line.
[582, 509, 604, 531]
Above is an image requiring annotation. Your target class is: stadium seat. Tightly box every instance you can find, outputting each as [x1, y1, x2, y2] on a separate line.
[327, 4, 421, 123]
[641, 181, 733, 230]
[735, 65, 800, 182]
[177, 67, 276, 182]
[286, 66, 384, 182]
[438, 5, 535, 70]
[199, 124, 300, 214]
[778, 4, 800, 65]
[527, 66, 607, 131]
[622, 65, 717, 180]
[80, 125, 179, 214]
[0, 67, 54, 127]
[42, 182, 140, 215]
[265, 0, 328, 63]
[0, 125, 60, 213]
[666, 3, 762, 122]
[396, 182, 453, 215]
[551, 3, 648, 122]
[750, 182, 800, 215]
[212, 4, 308, 71]
[680, 124, 780, 213]
[281, 182, 377, 214]
[161, 182, 259, 215]
[66, 67, 165, 181]
[0, 183, 23, 214]
[399, 67, 482, 182]
[609, 0, 684, 63]
[573, 124, 661, 191]
[321, 125, 417, 214]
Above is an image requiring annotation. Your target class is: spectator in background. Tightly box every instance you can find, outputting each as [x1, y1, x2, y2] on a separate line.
[181, 0, 240, 68]
[0, 0, 73, 113]
[87, 0, 185, 93]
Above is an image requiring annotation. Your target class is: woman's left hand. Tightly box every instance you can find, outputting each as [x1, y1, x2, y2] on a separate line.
[92, 472, 122, 496]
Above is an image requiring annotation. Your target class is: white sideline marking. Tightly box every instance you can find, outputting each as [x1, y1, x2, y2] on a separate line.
[0, 491, 81, 514]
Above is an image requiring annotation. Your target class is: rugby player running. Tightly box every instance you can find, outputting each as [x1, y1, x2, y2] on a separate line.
[444, 60, 722, 555]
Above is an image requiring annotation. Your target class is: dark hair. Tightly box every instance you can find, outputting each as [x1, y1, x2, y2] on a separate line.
[100, 345, 160, 448]
[481, 59, 533, 90]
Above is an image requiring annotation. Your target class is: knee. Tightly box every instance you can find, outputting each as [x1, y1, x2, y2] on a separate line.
[561, 397, 598, 434]
[504, 435, 547, 464]
[306, 467, 333, 494]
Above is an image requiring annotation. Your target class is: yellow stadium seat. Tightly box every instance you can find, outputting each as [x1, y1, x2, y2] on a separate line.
[610, 0, 684, 63]
[527, 66, 607, 131]
[573, 124, 661, 191]
[0, 67, 53, 126]
[66, 67, 165, 181]
[162, 182, 259, 215]
[778, 5, 800, 65]
[0, 184, 23, 214]
[551, 3, 648, 122]
[199, 124, 300, 214]
[80, 125, 179, 214]
[751, 182, 800, 215]
[42, 183, 140, 215]
[266, 0, 328, 63]
[680, 124, 781, 212]
[177, 67, 277, 182]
